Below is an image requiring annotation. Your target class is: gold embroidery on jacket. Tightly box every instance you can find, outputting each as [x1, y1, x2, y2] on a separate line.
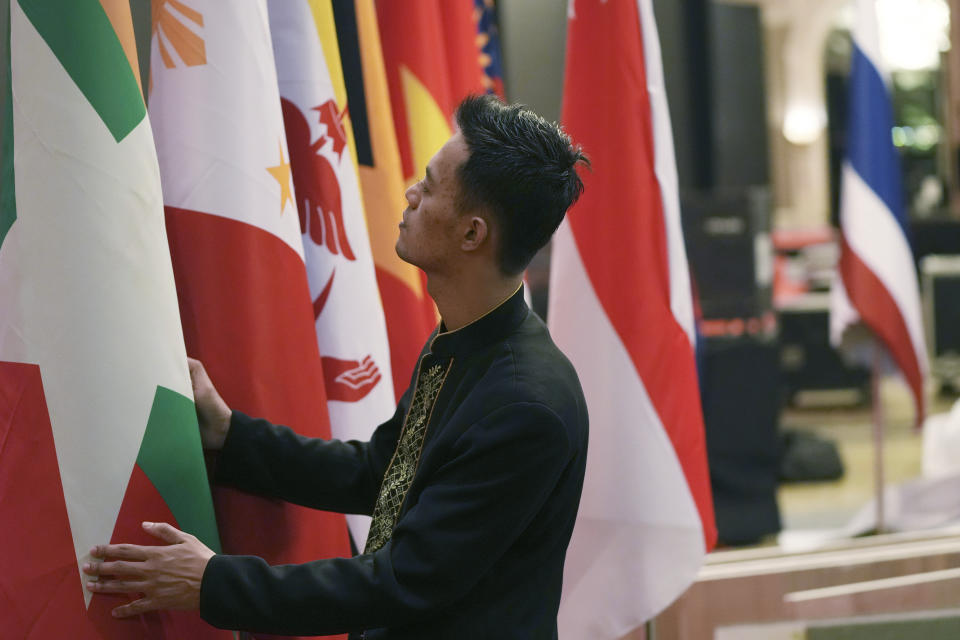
[365, 360, 451, 553]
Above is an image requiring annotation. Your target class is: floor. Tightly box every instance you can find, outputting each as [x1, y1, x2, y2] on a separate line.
[777, 378, 958, 531]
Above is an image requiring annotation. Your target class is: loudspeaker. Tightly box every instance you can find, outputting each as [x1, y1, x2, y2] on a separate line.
[681, 187, 773, 321]
[700, 335, 782, 545]
[653, 0, 769, 190]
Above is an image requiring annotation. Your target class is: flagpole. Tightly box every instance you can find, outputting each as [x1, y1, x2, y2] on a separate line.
[871, 346, 886, 534]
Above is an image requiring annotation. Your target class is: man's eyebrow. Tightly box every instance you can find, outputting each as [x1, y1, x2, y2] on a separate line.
[424, 166, 433, 184]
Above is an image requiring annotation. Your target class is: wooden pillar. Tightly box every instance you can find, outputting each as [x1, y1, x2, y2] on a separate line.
[761, 0, 845, 231]
[945, 0, 960, 215]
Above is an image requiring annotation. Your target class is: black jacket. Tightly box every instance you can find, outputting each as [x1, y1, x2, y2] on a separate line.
[199, 288, 589, 638]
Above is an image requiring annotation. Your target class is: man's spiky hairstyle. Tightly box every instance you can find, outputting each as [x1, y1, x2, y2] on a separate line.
[455, 95, 589, 275]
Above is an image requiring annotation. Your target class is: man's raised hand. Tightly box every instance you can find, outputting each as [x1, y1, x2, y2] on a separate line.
[188, 357, 231, 450]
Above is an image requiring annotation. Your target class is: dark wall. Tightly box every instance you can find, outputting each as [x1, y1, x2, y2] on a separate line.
[130, 0, 152, 98]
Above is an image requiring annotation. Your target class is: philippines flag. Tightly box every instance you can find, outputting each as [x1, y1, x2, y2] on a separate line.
[550, 0, 716, 636]
[830, 0, 928, 427]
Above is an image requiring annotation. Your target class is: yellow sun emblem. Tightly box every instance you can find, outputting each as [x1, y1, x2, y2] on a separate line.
[267, 140, 294, 215]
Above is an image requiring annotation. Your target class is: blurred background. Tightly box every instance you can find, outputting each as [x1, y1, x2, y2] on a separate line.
[500, 0, 960, 537]
[496, 1, 960, 635]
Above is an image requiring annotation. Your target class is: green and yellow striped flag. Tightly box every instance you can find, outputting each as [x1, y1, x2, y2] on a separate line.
[0, 1, 225, 636]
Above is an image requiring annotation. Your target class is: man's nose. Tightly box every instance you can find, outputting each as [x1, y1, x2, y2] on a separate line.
[405, 183, 420, 208]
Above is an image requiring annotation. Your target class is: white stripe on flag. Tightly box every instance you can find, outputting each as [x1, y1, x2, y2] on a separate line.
[553, 220, 704, 637]
[839, 163, 928, 369]
[854, 0, 885, 79]
[637, 0, 696, 346]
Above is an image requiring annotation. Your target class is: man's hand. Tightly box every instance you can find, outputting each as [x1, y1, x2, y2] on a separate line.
[84, 522, 215, 618]
[188, 357, 231, 450]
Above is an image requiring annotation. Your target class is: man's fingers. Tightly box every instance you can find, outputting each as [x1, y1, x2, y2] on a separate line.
[112, 597, 159, 618]
[143, 521, 185, 544]
[187, 358, 207, 382]
[83, 560, 144, 578]
[90, 543, 149, 561]
[86, 579, 147, 595]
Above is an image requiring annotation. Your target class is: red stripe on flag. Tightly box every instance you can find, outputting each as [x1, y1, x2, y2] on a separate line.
[375, 266, 435, 398]
[438, 0, 486, 104]
[0, 362, 226, 638]
[840, 237, 925, 426]
[0, 362, 95, 639]
[87, 464, 227, 638]
[165, 207, 351, 565]
[562, 0, 715, 546]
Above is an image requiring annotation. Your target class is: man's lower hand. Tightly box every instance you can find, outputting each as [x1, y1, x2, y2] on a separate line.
[84, 521, 215, 618]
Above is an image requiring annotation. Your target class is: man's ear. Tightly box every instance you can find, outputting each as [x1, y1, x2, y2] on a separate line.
[461, 215, 488, 252]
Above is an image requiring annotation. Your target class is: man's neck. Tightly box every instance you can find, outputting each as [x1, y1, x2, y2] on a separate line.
[428, 270, 522, 332]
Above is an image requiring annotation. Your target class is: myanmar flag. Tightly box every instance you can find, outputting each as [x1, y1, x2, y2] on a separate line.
[0, 0, 224, 638]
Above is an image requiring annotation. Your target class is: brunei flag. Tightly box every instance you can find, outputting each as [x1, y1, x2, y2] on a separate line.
[0, 0, 223, 638]
[268, 0, 395, 552]
[331, 0, 438, 398]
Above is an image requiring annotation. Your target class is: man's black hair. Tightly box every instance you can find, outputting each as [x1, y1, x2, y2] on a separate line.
[455, 94, 589, 275]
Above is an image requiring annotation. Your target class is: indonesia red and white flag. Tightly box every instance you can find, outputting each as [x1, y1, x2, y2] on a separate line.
[148, 0, 351, 614]
[267, 0, 395, 550]
[550, 0, 716, 636]
[830, 0, 928, 426]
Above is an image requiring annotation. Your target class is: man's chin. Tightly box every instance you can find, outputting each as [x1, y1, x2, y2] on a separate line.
[394, 240, 411, 265]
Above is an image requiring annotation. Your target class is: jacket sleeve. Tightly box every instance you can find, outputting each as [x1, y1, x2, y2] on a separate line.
[199, 402, 575, 636]
[212, 393, 408, 515]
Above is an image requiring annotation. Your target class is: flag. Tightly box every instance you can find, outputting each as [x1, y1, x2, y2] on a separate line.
[376, 0, 455, 183]
[0, 0, 224, 637]
[474, 0, 506, 99]
[374, 0, 492, 384]
[268, 0, 394, 551]
[439, 0, 486, 106]
[376, 0, 485, 183]
[829, 0, 928, 426]
[549, 0, 717, 636]
[331, 0, 436, 397]
[149, 0, 351, 603]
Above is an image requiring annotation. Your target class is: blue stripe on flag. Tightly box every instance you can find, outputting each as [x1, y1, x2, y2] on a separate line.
[846, 43, 909, 239]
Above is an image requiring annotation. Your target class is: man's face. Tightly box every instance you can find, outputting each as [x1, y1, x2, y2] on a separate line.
[396, 132, 471, 273]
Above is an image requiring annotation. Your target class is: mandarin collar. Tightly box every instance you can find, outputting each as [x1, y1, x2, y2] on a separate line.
[428, 285, 529, 358]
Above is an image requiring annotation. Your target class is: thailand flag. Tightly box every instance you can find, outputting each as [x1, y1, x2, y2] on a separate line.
[830, 0, 928, 426]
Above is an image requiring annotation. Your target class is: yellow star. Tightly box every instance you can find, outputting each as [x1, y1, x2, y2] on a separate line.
[267, 139, 293, 215]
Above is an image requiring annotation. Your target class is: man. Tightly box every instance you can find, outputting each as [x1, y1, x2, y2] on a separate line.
[85, 95, 590, 638]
